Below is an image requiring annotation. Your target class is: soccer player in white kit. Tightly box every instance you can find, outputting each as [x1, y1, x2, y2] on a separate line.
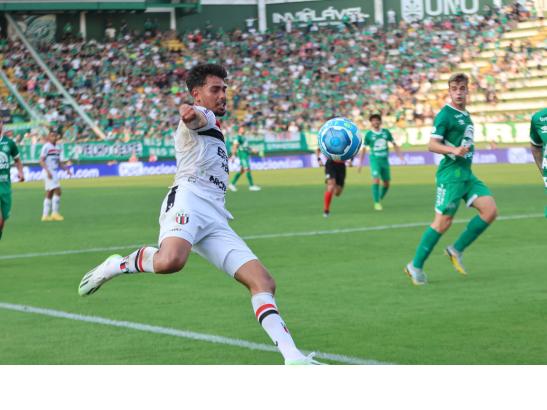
[78, 64, 321, 365]
[39, 131, 71, 221]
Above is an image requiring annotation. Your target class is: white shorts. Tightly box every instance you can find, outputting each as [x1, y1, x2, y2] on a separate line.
[45, 173, 60, 191]
[158, 186, 257, 277]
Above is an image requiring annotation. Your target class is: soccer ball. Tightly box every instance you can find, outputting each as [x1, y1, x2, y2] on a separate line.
[318, 117, 362, 161]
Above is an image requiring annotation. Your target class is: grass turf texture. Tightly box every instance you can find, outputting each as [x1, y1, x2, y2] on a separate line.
[0, 164, 545, 364]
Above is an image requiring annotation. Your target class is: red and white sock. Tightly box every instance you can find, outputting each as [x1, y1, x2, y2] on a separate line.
[251, 292, 305, 361]
[119, 246, 158, 274]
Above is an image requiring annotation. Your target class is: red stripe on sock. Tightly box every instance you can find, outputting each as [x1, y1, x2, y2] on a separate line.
[137, 247, 145, 272]
[255, 303, 276, 319]
[324, 191, 333, 212]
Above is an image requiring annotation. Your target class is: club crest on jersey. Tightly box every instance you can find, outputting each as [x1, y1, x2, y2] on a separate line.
[175, 212, 190, 225]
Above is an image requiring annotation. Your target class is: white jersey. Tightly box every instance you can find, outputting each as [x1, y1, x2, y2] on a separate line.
[172, 106, 230, 203]
[40, 142, 63, 173]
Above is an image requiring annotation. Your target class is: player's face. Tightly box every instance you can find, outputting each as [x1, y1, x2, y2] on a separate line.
[192, 75, 227, 117]
[448, 81, 468, 108]
[47, 133, 57, 144]
[371, 118, 381, 129]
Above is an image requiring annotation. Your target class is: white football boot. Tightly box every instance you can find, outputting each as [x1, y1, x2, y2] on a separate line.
[285, 352, 326, 365]
[404, 262, 428, 286]
[78, 254, 123, 296]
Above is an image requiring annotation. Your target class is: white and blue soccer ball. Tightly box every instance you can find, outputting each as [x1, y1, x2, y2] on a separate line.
[318, 117, 362, 161]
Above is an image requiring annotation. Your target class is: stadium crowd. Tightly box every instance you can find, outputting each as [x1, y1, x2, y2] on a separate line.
[0, 2, 538, 144]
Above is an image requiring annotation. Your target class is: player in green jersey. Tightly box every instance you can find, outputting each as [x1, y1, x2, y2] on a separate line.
[228, 128, 261, 192]
[357, 114, 404, 211]
[0, 121, 25, 240]
[404, 73, 498, 285]
[529, 108, 547, 217]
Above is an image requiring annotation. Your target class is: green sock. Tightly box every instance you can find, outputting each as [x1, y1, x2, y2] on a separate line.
[372, 183, 380, 203]
[454, 215, 490, 253]
[412, 226, 442, 269]
[231, 172, 242, 185]
[0, 229, 2, 240]
[246, 171, 254, 186]
[380, 185, 390, 199]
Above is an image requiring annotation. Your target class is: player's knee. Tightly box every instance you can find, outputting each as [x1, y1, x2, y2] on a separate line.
[432, 218, 452, 233]
[482, 206, 498, 223]
[256, 274, 276, 294]
[156, 253, 187, 274]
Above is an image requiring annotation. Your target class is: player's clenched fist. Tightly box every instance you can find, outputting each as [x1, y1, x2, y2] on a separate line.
[179, 104, 197, 123]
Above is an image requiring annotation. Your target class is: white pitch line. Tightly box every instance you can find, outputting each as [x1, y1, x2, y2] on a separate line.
[0, 213, 542, 261]
[0, 302, 387, 365]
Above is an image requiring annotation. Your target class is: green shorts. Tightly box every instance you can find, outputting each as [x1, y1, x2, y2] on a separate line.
[435, 176, 492, 216]
[0, 190, 12, 221]
[238, 156, 251, 169]
[370, 157, 390, 181]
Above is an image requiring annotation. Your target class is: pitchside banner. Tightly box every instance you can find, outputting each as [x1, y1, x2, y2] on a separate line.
[11, 147, 538, 183]
[17, 122, 530, 163]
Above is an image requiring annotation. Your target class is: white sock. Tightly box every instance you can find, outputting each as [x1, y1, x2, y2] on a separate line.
[120, 246, 158, 273]
[43, 198, 52, 216]
[251, 292, 304, 361]
[52, 195, 61, 214]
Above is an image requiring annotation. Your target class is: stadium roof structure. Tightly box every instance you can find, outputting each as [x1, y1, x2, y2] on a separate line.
[0, 0, 201, 12]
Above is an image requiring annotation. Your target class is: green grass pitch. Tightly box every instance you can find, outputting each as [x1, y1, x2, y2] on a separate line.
[0, 164, 545, 364]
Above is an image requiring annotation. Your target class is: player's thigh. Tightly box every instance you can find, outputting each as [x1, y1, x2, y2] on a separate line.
[336, 164, 346, 188]
[45, 175, 60, 192]
[240, 157, 251, 169]
[470, 195, 497, 222]
[0, 191, 11, 221]
[435, 181, 465, 217]
[193, 222, 258, 278]
[380, 162, 391, 182]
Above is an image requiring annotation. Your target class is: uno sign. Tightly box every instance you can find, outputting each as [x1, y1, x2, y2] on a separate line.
[401, 0, 483, 22]
[272, 6, 369, 26]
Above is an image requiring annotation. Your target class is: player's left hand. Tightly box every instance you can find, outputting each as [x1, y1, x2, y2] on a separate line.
[18, 174, 25, 182]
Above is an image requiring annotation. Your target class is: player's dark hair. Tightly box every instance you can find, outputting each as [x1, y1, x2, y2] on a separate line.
[185, 63, 228, 92]
[369, 114, 382, 122]
[448, 73, 469, 86]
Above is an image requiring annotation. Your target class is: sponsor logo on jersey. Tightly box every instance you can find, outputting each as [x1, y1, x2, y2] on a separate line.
[175, 212, 190, 225]
[0, 151, 9, 170]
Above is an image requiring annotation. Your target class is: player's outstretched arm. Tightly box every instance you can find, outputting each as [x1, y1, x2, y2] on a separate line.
[428, 138, 468, 158]
[530, 143, 543, 175]
[179, 104, 208, 130]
